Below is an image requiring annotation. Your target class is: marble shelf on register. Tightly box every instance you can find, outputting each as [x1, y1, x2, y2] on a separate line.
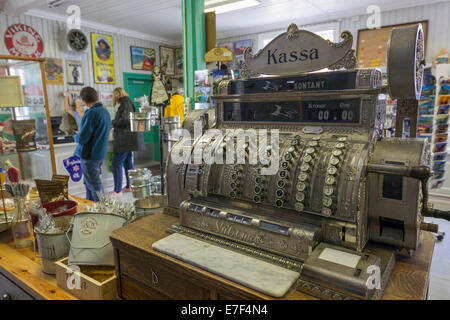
[152, 233, 300, 298]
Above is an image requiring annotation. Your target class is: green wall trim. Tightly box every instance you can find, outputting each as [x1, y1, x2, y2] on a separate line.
[182, 0, 206, 110]
[123, 72, 153, 92]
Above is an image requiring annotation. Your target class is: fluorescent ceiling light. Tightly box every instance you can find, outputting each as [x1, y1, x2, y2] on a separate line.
[205, 0, 260, 14]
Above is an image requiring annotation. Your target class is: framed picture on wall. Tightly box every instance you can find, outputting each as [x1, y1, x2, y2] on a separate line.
[219, 42, 234, 52]
[234, 39, 252, 55]
[130, 46, 155, 71]
[160, 46, 175, 75]
[165, 76, 173, 91]
[356, 20, 428, 68]
[218, 42, 234, 66]
[91, 32, 115, 84]
[175, 48, 183, 75]
[44, 58, 64, 85]
[66, 59, 84, 86]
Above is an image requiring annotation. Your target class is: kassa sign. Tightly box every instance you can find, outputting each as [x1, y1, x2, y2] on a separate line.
[4, 24, 44, 58]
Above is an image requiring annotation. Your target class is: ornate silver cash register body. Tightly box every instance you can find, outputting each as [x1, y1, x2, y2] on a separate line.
[165, 24, 433, 299]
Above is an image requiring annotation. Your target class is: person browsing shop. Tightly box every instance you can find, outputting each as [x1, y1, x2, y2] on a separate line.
[63, 92, 84, 129]
[111, 88, 144, 195]
[74, 87, 111, 202]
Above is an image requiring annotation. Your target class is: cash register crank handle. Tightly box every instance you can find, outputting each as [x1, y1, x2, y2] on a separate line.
[367, 164, 450, 222]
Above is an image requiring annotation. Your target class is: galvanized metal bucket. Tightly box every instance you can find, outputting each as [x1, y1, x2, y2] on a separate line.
[34, 230, 70, 274]
[67, 212, 126, 267]
[130, 112, 153, 132]
[163, 116, 181, 132]
[129, 168, 153, 199]
[134, 195, 168, 219]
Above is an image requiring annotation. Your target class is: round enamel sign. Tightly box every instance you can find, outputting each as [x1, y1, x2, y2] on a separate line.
[4, 24, 44, 57]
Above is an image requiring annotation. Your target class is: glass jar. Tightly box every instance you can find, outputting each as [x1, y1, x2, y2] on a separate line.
[11, 197, 34, 248]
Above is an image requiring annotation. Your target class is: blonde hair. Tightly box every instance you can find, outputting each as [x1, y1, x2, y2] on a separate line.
[112, 87, 129, 105]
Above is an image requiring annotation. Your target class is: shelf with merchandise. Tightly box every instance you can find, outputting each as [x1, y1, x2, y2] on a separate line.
[0, 55, 56, 220]
[429, 64, 450, 189]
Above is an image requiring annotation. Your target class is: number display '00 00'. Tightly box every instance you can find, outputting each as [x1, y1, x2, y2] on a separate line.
[342, 110, 354, 121]
[318, 110, 329, 121]
[303, 99, 360, 123]
[316, 110, 353, 122]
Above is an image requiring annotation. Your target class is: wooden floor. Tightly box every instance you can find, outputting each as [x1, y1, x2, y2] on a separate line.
[425, 200, 450, 300]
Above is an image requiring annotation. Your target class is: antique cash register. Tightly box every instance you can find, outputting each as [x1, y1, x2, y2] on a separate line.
[157, 23, 446, 300]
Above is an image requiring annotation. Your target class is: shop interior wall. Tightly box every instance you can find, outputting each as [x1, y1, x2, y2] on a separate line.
[217, 1, 450, 201]
[217, 1, 450, 66]
[0, 12, 177, 121]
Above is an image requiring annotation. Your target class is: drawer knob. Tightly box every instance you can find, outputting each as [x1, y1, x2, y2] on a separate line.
[151, 269, 159, 285]
[2, 293, 12, 300]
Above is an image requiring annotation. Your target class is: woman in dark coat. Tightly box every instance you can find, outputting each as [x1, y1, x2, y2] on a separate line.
[111, 88, 144, 195]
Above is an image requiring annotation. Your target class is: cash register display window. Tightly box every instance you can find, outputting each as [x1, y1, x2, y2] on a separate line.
[223, 98, 360, 124]
[224, 101, 301, 122]
[301, 99, 360, 124]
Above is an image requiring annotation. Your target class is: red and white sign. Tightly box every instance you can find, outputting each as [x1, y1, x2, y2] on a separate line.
[4, 24, 44, 58]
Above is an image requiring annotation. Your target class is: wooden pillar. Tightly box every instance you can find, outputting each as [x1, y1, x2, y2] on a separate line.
[182, 0, 206, 110]
[205, 12, 216, 53]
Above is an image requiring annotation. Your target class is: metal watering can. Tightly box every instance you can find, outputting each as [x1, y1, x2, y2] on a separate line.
[67, 212, 126, 267]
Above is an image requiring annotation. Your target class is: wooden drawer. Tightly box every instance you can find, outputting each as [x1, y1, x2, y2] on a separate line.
[0, 272, 34, 300]
[117, 249, 210, 300]
[120, 274, 169, 300]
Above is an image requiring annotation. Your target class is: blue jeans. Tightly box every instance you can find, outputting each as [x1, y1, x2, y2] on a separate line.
[81, 158, 104, 202]
[112, 152, 134, 193]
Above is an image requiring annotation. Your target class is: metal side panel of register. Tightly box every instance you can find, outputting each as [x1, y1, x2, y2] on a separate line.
[298, 243, 391, 300]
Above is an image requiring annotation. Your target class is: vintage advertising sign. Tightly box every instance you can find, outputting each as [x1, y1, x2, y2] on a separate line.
[63, 156, 83, 182]
[243, 24, 356, 78]
[0, 76, 24, 107]
[44, 58, 64, 85]
[66, 59, 84, 86]
[131, 46, 155, 71]
[160, 46, 175, 75]
[4, 24, 44, 57]
[91, 33, 115, 84]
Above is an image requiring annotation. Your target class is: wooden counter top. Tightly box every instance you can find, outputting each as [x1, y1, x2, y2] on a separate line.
[0, 195, 93, 300]
[0, 231, 76, 300]
[111, 211, 436, 300]
[0, 196, 436, 300]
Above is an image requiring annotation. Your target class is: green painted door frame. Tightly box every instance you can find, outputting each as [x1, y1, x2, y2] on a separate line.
[182, 0, 206, 110]
[123, 72, 160, 161]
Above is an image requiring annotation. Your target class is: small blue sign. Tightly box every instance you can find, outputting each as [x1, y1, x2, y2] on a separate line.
[63, 156, 83, 182]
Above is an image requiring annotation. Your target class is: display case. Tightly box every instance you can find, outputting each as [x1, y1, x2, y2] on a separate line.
[0, 55, 56, 230]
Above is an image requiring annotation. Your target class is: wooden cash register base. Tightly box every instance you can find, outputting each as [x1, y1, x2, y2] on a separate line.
[0, 197, 435, 300]
[110, 210, 436, 300]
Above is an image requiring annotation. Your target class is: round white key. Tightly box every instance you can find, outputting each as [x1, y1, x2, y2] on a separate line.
[295, 203, 305, 212]
[298, 173, 309, 182]
[323, 197, 333, 207]
[322, 207, 333, 217]
[332, 149, 343, 157]
[296, 193, 305, 202]
[330, 157, 340, 166]
[325, 176, 336, 185]
[327, 166, 338, 175]
[324, 186, 334, 196]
